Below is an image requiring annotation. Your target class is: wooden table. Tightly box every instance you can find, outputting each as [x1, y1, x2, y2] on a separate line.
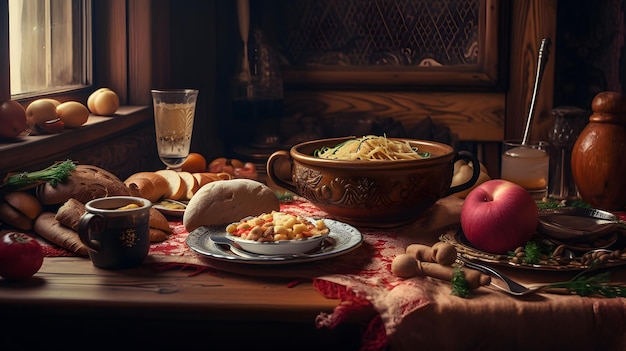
[2, 196, 625, 351]
[0, 257, 360, 350]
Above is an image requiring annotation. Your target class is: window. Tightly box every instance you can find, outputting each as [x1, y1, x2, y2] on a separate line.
[7, 0, 90, 99]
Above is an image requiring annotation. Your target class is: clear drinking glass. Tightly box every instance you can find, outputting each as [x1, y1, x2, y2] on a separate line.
[151, 89, 199, 170]
[501, 139, 550, 199]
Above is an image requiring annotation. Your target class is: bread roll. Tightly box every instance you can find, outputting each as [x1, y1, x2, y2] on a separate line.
[125, 171, 169, 202]
[183, 179, 280, 232]
[149, 228, 169, 242]
[0, 201, 33, 230]
[3, 191, 43, 220]
[55, 198, 86, 231]
[149, 207, 171, 233]
[36, 165, 130, 205]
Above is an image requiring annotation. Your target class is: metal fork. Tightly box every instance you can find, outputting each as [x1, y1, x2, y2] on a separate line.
[458, 256, 549, 296]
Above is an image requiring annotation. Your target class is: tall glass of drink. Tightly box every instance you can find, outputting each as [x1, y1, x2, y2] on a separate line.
[151, 89, 199, 170]
[501, 139, 550, 199]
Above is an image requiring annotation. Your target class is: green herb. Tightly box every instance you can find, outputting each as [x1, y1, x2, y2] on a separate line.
[521, 240, 553, 264]
[275, 191, 295, 203]
[450, 266, 471, 298]
[546, 267, 626, 298]
[2, 160, 76, 190]
[536, 197, 592, 211]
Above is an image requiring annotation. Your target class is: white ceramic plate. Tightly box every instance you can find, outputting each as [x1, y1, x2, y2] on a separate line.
[152, 199, 187, 217]
[186, 218, 363, 265]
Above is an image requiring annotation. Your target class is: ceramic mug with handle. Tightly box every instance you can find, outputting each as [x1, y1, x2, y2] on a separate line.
[78, 196, 152, 269]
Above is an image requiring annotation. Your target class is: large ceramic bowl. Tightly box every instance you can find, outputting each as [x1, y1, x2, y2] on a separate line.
[267, 137, 480, 228]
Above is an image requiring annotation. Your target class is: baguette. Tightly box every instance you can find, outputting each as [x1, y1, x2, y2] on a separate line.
[155, 169, 187, 200]
[178, 171, 200, 200]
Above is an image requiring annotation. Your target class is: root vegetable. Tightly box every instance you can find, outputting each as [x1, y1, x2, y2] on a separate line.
[391, 253, 419, 278]
[405, 242, 458, 266]
[391, 253, 491, 290]
[418, 261, 491, 289]
[431, 242, 458, 266]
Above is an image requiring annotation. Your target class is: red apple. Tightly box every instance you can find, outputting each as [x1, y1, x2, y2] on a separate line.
[460, 179, 538, 254]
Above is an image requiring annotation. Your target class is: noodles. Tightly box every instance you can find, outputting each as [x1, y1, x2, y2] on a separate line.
[314, 135, 431, 161]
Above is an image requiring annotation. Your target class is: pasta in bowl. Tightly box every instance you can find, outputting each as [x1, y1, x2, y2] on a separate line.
[224, 211, 330, 255]
[267, 136, 480, 228]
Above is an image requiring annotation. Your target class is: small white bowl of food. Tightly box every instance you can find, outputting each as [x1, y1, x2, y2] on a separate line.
[224, 211, 330, 255]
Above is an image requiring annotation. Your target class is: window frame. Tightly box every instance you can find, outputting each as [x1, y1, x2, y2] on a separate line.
[0, 0, 168, 174]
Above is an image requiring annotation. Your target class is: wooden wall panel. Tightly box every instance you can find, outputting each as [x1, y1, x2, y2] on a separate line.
[284, 91, 505, 142]
[505, 0, 558, 141]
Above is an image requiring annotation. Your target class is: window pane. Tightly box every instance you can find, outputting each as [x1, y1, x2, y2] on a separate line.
[8, 0, 89, 96]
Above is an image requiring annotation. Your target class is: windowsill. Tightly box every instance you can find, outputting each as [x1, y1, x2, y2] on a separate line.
[0, 106, 151, 174]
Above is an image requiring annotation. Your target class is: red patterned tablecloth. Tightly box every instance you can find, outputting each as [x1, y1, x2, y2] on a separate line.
[38, 196, 626, 351]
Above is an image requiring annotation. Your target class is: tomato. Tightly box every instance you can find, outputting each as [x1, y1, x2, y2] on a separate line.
[0, 232, 44, 281]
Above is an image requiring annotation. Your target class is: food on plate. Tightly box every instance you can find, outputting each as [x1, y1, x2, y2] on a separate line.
[460, 179, 539, 254]
[0, 191, 43, 230]
[0, 99, 27, 139]
[450, 159, 491, 198]
[180, 152, 207, 173]
[391, 253, 491, 289]
[35, 212, 88, 256]
[56, 101, 90, 128]
[87, 87, 120, 116]
[183, 178, 280, 232]
[36, 164, 131, 205]
[405, 242, 457, 266]
[313, 135, 431, 160]
[226, 211, 329, 242]
[155, 199, 186, 210]
[0, 232, 44, 281]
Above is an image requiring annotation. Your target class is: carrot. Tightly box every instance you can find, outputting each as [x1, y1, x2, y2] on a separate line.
[34, 212, 88, 256]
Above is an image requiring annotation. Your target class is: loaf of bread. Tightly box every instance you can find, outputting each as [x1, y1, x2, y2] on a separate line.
[36, 165, 131, 205]
[0, 191, 43, 231]
[183, 179, 280, 232]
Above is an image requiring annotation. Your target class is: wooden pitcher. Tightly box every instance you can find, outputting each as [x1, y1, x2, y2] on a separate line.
[571, 91, 626, 211]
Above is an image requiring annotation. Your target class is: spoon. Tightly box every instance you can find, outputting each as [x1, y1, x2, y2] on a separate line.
[521, 38, 551, 145]
[209, 235, 322, 259]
